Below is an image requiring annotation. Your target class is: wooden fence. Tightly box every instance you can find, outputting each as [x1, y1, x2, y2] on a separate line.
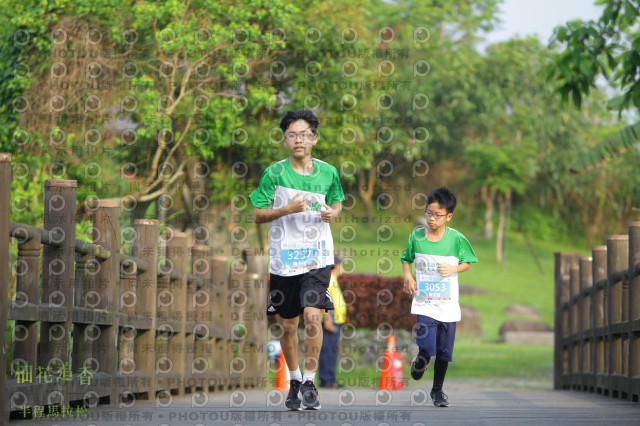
[0, 153, 268, 421]
[554, 222, 640, 402]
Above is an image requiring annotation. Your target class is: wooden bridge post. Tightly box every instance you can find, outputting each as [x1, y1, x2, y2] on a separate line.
[92, 200, 121, 405]
[71, 241, 95, 401]
[167, 232, 188, 396]
[119, 253, 137, 399]
[14, 227, 40, 379]
[229, 259, 248, 389]
[72, 204, 109, 398]
[39, 180, 77, 405]
[191, 246, 212, 391]
[569, 264, 580, 388]
[184, 269, 196, 392]
[155, 231, 172, 394]
[592, 245, 608, 394]
[204, 254, 220, 393]
[133, 219, 158, 400]
[628, 222, 640, 401]
[211, 257, 229, 390]
[244, 249, 268, 389]
[606, 235, 628, 398]
[579, 256, 593, 392]
[554, 252, 580, 390]
[0, 153, 11, 423]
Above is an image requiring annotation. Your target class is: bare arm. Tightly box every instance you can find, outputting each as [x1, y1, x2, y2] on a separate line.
[253, 206, 292, 224]
[323, 312, 335, 332]
[402, 263, 417, 296]
[437, 262, 471, 277]
[252, 192, 307, 224]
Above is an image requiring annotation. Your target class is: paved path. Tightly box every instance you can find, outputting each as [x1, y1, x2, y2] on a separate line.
[22, 382, 639, 426]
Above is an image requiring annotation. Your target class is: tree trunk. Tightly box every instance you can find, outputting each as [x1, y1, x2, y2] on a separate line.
[481, 185, 495, 239]
[496, 193, 505, 263]
[501, 189, 511, 273]
[357, 167, 376, 222]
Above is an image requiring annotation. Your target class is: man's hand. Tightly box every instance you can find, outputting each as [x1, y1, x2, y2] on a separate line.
[287, 192, 308, 214]
[324, 318, 335, 333]
[320, 203, 339, 223]
[403, 275, 417, 296]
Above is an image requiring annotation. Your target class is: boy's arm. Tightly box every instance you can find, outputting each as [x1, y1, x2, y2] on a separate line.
[252, 192, 308, 224]
[402, 263, 417, 296]
[437, 262, 471, 277]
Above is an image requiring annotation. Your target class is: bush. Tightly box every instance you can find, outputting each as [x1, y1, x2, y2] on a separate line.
[339, 273, 416, 330]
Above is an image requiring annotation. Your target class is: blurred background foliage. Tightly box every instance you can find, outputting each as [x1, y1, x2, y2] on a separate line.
[3, 0, 640, 381]
[0, 0, 638, 252]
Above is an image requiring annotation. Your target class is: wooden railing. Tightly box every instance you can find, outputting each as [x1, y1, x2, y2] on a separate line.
[0, 153, 268, 421]
[554, 222, 640, 402]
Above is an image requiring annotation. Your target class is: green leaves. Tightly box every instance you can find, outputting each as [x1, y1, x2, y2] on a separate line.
[464, 143, 534, 196]
[550, 0, 640, 116]
[570, 120, 640, 172]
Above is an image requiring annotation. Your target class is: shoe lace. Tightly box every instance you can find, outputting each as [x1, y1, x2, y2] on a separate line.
[303, 380, 318, 394]
[287, 380, 301, 399]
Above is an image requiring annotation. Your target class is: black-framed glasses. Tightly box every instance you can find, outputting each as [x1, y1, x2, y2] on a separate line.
[425, 209, 448, 218]
[284, 128, 316, 142]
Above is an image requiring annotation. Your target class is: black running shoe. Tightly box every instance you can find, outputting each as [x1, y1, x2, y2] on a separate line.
[299, 380, 321, 410]
[430, 390, 450, 407]
[285, 380, 302, 410]
[410, 354, 429, 380]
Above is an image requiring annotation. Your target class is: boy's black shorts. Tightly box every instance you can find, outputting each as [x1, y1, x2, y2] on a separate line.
[267, 266, 334, 319]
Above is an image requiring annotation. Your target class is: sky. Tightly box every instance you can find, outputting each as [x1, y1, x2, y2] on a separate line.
[482, 0, 603, 46]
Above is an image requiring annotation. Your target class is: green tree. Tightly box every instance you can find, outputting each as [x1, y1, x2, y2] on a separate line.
[549, 0, 640, 171]
[0, 0, 302, 234]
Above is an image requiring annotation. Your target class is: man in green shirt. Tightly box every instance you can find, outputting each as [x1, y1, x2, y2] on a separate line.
[249, 109, 344, 410]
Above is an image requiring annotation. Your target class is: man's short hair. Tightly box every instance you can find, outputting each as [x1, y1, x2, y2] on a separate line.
[280, 109, 319, 134]
[427, 187, 457, 213]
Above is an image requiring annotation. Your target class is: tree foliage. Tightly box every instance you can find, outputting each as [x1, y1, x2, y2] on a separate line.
[548, 0, 640, 171]
[0, 0, 635, 245]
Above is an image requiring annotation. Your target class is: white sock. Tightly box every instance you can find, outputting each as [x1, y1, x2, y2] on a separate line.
[302, 371, 316, 383]
[290, 367, 302, 382]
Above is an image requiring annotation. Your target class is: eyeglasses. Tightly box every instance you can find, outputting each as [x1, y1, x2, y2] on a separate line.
[425, 210, 449, 219]
[284, 128, 316, 142]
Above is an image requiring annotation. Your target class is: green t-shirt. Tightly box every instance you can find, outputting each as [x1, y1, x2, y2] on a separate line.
[401, 226, 477, 322]
[249, 158, 345, 276]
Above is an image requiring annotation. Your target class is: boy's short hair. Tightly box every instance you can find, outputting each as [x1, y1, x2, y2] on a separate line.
[280, 109, 319, 134]
[427, 187, 457, 213]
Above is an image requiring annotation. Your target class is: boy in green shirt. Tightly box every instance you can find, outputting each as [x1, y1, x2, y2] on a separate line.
[249, 109, 344, 410]
[401, 187, 478, 407]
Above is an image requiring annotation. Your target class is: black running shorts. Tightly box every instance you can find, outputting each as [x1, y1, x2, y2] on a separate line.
[267, 266, 334, 319]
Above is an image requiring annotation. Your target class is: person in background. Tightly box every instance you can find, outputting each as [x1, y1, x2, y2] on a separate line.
[319, 256, 346, 388]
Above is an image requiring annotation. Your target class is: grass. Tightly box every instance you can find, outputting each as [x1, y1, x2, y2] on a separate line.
[235, 208, 586, 384]
[3, 204, 584, 387]
[327, 211, 588, 340]
[446, 340, 553, 384]
[266, 341, 553, 390]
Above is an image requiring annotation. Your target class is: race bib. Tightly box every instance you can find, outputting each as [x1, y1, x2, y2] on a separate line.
[280, 241, 325, 272]
[416, 278, 451, 303]
[415, 264, 451, 305]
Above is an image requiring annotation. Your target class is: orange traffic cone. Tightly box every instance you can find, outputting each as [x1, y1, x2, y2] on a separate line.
[379, 335, 406, 390]
[274, 351, 290, 390]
